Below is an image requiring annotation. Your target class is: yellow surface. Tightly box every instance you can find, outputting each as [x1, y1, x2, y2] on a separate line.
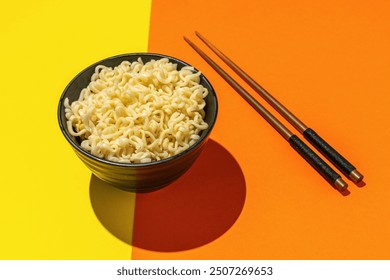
[0, 0, 151, 259]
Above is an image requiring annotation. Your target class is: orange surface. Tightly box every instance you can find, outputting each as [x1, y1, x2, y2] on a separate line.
[132, 0, 390, 259]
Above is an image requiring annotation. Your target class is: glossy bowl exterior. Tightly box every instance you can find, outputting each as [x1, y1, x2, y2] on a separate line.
[58, 53, 218, 192]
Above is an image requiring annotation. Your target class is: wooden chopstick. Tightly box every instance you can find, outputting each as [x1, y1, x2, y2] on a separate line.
[184, 35, 348, 192]
[193, 31, 363, 184]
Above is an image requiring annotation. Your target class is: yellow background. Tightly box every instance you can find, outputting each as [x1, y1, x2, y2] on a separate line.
[0, 0, 151, 259]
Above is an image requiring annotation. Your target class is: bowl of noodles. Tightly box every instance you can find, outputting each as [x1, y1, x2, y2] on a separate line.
[58, 53, 218, 192]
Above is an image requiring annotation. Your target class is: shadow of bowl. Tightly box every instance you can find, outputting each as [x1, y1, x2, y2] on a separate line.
[90, 139, 246, 252]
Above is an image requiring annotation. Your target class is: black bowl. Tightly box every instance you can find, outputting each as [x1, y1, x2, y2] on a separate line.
[58, 53, 218, 192]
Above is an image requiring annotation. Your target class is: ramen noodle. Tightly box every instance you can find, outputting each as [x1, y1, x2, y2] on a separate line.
[64, 57, 209, 163]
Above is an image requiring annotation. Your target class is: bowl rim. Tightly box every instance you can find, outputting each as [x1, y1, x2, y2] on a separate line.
[57, 52, 218, 168]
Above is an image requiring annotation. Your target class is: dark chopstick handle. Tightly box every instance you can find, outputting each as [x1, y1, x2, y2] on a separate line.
[303, 128, 362, 183]
[289, 135, 347, 191]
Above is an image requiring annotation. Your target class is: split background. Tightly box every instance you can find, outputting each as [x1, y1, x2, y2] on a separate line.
[1, 0, 390, 260]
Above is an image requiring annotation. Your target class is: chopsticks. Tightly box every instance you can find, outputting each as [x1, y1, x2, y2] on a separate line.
[184, 32, 363, 192]
[193, 32, 364, 185]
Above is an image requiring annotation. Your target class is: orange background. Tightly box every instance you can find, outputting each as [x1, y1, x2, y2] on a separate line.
[132, 0, 390, 259]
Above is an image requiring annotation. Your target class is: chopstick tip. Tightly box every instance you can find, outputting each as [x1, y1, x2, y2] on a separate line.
[195, 30, 204, 39]
[183, 36, 196, 48]
[183, 36, 190, 43]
